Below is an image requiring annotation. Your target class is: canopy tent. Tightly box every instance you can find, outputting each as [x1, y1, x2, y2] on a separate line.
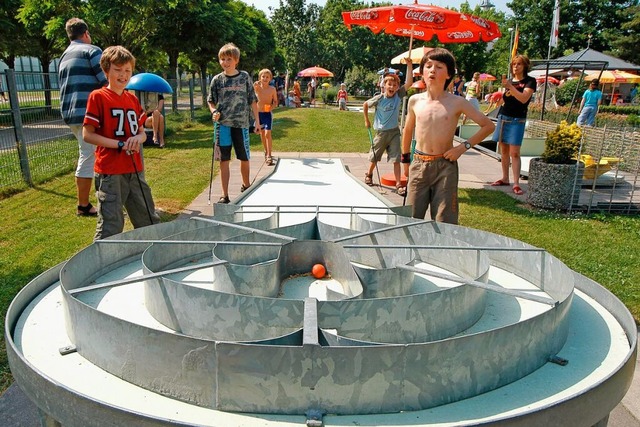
[533, 48, 640, 72]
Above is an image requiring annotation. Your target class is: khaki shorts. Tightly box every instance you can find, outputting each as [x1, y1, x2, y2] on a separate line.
[369, 128, 401, 163]
[70, 124, 96, 179]
[407, 157, 459, 224]
[94, 173, 160, 240]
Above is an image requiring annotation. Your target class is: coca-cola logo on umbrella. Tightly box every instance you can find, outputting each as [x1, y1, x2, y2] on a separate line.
[470, 16, 490, 30]
[349, 10, 379, 20]
[404, 10, 445, 25]
[447, 31, 474, 40]
[396, 28, 426, 38]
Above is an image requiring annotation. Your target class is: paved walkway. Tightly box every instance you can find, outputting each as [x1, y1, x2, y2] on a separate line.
[179, 148, 526, 219]
[2, 149, 638, 427]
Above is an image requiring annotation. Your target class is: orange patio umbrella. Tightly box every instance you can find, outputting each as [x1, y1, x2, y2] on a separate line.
[478, 73, 496, 81]
[297, 66, 334, 78]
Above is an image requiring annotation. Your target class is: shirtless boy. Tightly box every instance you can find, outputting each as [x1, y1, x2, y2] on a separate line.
[255, 69, 278, 165]
[401, 48, 494, 224]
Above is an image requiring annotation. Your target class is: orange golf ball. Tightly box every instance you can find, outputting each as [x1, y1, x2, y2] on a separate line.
[311, 264, 326, 279]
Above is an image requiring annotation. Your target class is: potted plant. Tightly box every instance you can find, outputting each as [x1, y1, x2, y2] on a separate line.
[527, 120, 585, 210]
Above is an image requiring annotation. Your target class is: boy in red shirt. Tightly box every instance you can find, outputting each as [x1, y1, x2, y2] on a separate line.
[83, 45, 160, 240]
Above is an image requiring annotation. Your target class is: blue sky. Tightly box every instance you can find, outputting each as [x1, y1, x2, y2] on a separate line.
[241, 0, 513, 17]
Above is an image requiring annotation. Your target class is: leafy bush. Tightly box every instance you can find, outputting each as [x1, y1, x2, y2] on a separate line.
[555, 78, 588, 106]
[344, 65, 379, 98]
[322, 87, 337, 104]
[542, 120, 583, 164]
[627, 114, 640, 127]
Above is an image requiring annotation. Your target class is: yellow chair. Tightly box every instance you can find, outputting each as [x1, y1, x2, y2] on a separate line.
[580, 154, 621, 180]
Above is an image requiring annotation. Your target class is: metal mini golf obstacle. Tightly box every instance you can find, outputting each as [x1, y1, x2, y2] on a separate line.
[5, 158, 637, 426]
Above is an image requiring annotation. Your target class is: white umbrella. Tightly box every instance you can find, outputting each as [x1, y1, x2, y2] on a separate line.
[391, 46, 434, 64]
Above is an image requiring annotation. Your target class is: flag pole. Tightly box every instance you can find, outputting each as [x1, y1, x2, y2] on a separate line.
[548, 0, 560, 59]
[508, 24, 518, 79]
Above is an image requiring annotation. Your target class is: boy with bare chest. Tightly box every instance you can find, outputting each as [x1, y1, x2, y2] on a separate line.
[401, 48, 494, 224]
[254, 69, 278, 165]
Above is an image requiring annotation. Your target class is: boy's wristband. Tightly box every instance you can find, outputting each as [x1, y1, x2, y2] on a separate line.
[401, 153, 411, 164]
[117, 141, 125, 152]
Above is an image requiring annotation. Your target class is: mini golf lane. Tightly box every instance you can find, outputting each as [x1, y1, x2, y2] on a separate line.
[5, 157, 636, 426]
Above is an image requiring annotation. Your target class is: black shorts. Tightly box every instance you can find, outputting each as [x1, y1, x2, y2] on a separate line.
[215, 125, 250, 161]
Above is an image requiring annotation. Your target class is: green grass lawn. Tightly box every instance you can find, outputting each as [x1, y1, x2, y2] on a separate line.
[1, 106, 638, 393]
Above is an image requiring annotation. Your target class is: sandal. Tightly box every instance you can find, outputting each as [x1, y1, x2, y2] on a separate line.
[513, 185, 524, 195]
[364, 173, 373, 186]
[77, 203, 97, 217]
[396, 186, 407, 197]
[266, 156, 274, 166]
[491, 179, 510, 186]
[241, 183, 251, 192]
[218, 196, 230, 204]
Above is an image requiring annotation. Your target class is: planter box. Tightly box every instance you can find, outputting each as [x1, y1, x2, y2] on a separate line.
[526, 158, 584, 210]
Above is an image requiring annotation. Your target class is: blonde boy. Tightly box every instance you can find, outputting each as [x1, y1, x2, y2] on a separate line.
[83, 45, 160, 240]
[401, 48, 494, 224]
[207, 43, 261, 204]
[254, 68, 278, 165]
[363, 59, 413, 195]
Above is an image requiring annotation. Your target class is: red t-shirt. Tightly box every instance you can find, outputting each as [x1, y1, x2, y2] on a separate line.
[84, 87, 147, 174]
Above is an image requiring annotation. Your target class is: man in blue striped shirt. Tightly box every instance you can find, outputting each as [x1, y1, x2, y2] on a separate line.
[59, 18, 107, 216]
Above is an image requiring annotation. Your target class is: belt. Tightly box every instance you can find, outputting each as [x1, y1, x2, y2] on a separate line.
[414, 153, 444, 162]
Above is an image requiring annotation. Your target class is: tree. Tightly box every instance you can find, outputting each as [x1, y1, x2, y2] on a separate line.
[507, 0, 637, 59]
[270, 0, 323, 73]
[0, 0, 30, 68]
[609, 5, 640, 65]
[83, 0, 156, 59]
[17, 0, 85, 107]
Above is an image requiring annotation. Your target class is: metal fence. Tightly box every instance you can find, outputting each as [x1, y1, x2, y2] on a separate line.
[527, 120, 640, 214]
[0, 70, 198, 195]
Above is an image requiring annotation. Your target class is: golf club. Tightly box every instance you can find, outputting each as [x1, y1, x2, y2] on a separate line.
[366, 127, 386, 195]
[208, 122, 218, 205]
[128, 151, 155, 224]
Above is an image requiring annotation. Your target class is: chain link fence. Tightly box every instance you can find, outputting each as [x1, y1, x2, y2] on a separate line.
[0, 70, 198, 196]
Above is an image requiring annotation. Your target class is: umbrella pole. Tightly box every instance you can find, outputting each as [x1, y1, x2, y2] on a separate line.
[407, 25, 415, 57]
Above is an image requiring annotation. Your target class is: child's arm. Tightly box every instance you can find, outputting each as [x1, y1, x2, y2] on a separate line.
[402, 58, 414, 92]
[443, 101, 494, 161]
[252, 101, 261, 133]
[401, 96, 416, 162]
[83, 125, 144, 153]
[207, 101, 220, 122]
[363, 102, 371, 128]
[271, 87, 278, 110]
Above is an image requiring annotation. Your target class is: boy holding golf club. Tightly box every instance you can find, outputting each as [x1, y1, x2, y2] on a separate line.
[363, 58, 413, 196]
[401, 48, 494, 224]
[83, 45, 160, 240]
[207, 43, 261, 204]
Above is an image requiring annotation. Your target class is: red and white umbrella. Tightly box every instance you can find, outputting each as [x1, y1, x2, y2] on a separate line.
[536, 76, 560, 85]
[342, 1, 501, 45]
[297, 66, 334, 78]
